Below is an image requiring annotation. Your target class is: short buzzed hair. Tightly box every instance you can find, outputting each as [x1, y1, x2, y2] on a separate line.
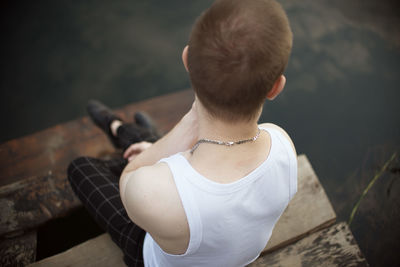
[188, 0, 293, 122]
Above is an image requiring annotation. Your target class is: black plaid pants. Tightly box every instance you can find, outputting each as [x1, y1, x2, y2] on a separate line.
[67, 123, 159, 267]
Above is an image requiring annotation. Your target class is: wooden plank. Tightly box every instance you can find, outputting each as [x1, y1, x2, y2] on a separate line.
[30, 223, 368, 267]
[28, 154, 337, 267]
[0, 230, 37, 266]
[0, 89, 194, 187]
[0, 90, 194, 236]
[251, 222, 369, 267]
[0, 171, 80, 236]
[262, 154, 337, 253]
[28, 234, 124, 267]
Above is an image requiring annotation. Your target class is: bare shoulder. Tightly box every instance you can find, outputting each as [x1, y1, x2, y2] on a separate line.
[121, 163, 188, 243]
[259, 123, 296, 154]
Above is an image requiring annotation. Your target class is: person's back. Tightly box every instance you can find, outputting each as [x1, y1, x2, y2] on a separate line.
[141, 124, 297, 267]
[119, 0, 295, 266]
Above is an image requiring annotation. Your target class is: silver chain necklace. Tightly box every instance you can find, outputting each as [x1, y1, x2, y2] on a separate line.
[190, 127, 261, 154]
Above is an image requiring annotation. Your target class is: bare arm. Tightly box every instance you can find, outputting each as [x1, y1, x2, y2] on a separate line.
[120, 103, 198, 196]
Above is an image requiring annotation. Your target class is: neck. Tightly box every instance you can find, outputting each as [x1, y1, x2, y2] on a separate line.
[197, 113, 259, 142]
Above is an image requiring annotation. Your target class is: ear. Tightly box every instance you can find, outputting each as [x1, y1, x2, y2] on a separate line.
[266, 75, 286, 100]
[182, 45, 189, 72]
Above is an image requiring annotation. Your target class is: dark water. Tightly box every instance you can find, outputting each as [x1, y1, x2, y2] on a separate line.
[1, 0, 400, 266]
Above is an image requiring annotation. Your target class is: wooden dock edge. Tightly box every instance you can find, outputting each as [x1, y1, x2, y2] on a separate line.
[250, 222, 368, 267]
[29, 222, 368, 267]
[28, 154, 344, 266]
[262, 154, 336, 254]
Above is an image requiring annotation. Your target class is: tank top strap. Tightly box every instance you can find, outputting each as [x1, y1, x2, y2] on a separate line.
[258, 125, 297, 200]
[158, 155, 203, 256]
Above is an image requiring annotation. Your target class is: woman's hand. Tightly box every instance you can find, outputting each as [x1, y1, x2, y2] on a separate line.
[123, 141, 153, 162]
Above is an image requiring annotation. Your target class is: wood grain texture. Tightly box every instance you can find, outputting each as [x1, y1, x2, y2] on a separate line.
[251, 222, 369, 267]
[0, 230, 37, 266]
[263, 154, 337, 253]
[0, 171, 80, 236]
[0, 90, 194, 236]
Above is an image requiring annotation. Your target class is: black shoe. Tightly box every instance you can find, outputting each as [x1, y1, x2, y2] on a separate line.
[134, 112, 161, 141]
[87, 100, 122, 148]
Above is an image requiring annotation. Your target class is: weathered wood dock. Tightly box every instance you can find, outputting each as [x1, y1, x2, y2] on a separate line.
[0, 90, 368, 266]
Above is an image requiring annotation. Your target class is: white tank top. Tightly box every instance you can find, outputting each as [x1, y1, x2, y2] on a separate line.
[143, 126, 297, 267]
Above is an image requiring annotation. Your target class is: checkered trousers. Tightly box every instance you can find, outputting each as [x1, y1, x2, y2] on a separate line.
[68, 156, 146, 267]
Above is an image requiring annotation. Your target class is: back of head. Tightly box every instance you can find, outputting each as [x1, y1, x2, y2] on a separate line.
[188, 0, 292, 122]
